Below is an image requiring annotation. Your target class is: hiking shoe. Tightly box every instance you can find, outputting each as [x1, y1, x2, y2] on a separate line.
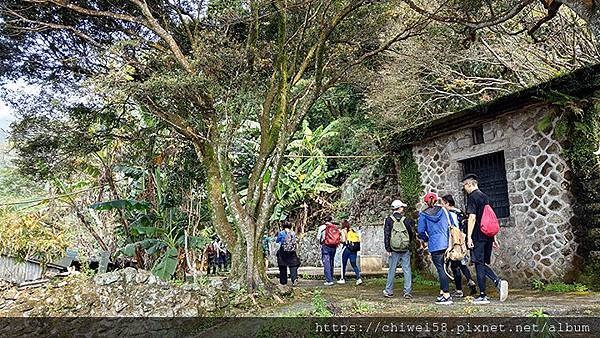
[436, 296, 453, 305]
[473, 295, 491, 305]
[383, 290, 393, 298]
[451, 290, 464, 298]
[499, 280, 509, 302]
[324, 281, 334, 286]
[403, 293, 413, 300]
[337, 279, 346, 285]
[356, 279, 363, 286]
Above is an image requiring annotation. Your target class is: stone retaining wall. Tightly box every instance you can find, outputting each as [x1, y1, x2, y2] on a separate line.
[412, 104, 579, 284]
[0, 268, 256, 318]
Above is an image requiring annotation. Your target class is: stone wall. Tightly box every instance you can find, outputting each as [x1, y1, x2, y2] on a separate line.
[270, 226, 389, 268]
[0, 268, 256, 318]
[412, 104, 579, 284]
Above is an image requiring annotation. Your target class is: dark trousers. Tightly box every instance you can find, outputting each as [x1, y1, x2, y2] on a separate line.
[473, 241, 500, 296]
[341, 247, 361, 280]
[450, 260, 473, 290]
[208, 256, 216, 274]
[279, 265, 298, 285]
[475, 262, 500, 296]
[221, 253, 230, 272]
[216, 255, 223, 272]
[431, 250, 450, 293]
[321, 245, 336, 283]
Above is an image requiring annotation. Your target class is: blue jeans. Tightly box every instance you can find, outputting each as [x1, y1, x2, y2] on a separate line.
[475, 262, 500, 296]
[431, 250, 450, 293]
[385, 251, 412, 295]
[321, 245, 336, 283]
[341, 246, 361, 280]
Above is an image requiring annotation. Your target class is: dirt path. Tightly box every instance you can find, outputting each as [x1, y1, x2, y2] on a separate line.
[259, 277, 600, 317]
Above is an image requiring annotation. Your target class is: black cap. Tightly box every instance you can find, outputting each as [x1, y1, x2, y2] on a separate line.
[462, 173, 478, 182]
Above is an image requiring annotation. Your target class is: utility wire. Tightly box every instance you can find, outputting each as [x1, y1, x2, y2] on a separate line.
[0, 186, 102, 207]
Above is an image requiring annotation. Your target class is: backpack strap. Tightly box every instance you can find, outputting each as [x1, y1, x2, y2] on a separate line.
[442, 208, 453, 259]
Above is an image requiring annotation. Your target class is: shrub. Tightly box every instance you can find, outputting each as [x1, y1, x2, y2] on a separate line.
[0, 208, 72, 265]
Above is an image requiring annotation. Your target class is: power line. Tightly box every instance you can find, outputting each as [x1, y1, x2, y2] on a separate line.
[0, 186, 101, 207]
[284, 154, 390, 159]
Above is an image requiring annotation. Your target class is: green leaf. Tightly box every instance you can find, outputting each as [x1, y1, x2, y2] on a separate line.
[119, 243, 137, 257]
[152, 247, 178, 281]
[536, 114, 554, 133]
[131, 226, 161, 236]
[90, 199, 150, 211]
[315, 182, 338, 193]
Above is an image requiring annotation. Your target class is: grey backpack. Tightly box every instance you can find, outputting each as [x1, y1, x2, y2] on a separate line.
[282, 231, 297, 252]
[390, 215, 410, 252]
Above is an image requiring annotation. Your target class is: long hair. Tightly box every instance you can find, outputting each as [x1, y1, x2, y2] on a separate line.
[341, 220, 350, 231]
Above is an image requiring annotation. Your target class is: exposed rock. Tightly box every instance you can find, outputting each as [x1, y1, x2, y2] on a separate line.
[135, 270, 150, 284]
[4, 289, 18, 300]
[122, 267, 137, 283]
[94, 272, 121, 286]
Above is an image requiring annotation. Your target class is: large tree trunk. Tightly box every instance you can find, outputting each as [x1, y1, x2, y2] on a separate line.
[559, 0, 600, 40]
[227, 221, 272, 292]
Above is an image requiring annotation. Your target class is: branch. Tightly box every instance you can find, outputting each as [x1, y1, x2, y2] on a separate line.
[127, 0, 195, 73]
[24, 0, 145, 24]
[528, 1, 562, 40]
[4, 8, 102, 47]
[402, 0, 535, 30]
[143, 96, 207, 145]
[291, 0, 367, 86]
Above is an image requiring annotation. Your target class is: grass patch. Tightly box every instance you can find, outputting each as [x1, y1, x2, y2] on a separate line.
[351, 299, 375, 315]
[413, 274, 438, 287]
[312, 290, 333, 317]
[531, 279, 589, 293]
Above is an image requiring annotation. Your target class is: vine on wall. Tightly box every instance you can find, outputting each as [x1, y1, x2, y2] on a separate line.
[395, 147, 424, 218]
[541, 90, 600, 287]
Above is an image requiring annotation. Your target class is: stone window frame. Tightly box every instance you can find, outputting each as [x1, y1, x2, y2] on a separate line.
[472, 126, 485, 145]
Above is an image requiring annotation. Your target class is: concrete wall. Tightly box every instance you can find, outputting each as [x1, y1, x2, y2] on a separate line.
[268, 225, 390, 269]
[412, 104, 578, 284]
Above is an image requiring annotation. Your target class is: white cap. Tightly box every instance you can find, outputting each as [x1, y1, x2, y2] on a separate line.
[391, 200, 407, 209]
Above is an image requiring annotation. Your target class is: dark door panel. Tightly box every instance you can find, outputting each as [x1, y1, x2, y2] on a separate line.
[460, 151, 510, 218]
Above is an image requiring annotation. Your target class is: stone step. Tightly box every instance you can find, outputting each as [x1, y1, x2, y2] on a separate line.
[266, 266, 403, 278]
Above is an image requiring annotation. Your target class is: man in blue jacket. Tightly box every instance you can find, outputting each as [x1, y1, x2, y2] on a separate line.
[418, 192, 452, 305]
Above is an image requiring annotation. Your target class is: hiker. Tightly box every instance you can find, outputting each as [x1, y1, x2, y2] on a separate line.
[463, 174, 509, 304]
[417, 192, 453, 305]
[338, 220, 363, 286]
[217, 238, 229, 272]
[276, 221, 301, 286]
[318, 216, 340, 286]
[383, 200, 414, 299]
[441, 194, 477, 297]
[212, 237, 223, 273]
[262, 231, 273, 271]
[204, 242, 217, 275]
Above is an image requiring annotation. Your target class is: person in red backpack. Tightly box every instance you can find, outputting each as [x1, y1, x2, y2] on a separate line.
[463, 173, 508, 304]
[317, 216, 340, 286]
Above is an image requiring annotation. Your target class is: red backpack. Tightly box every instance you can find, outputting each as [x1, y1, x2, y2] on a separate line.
[481, 204, 500, 237]
[323, 223, 341, 247]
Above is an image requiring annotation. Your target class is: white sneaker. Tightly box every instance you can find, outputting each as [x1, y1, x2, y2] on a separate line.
[499, 280, 508, 302]
[337, 279, 346, 284]
[356, 279, 363, 286]
[324, 281, 334, 286]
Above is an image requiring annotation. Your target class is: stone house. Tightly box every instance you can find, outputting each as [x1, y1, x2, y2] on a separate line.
[404, 65, 600, 284]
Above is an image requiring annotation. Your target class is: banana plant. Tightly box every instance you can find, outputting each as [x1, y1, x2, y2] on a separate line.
[271, 120, 341, 223]
[90, 167, 209, 280]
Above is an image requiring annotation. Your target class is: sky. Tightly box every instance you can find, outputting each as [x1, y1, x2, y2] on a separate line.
[0, 99, 14, 140]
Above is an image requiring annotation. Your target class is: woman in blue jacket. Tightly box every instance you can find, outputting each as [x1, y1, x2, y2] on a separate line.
[418, 192, 452, 305]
